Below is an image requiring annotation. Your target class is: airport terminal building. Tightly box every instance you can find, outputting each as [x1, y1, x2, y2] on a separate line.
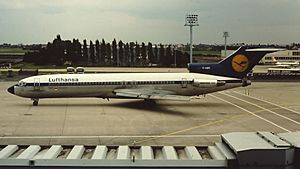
[262, 49, 300, 64]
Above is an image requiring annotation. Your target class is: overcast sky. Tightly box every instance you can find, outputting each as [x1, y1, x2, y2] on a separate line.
[0, 0, 299, 44]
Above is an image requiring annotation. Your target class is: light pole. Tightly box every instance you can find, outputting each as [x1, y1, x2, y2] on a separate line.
[173, 45, 177, 67]
[223, 31, 229, 57]
[117, 46, 119, 67]
[185, 14, 199, 63]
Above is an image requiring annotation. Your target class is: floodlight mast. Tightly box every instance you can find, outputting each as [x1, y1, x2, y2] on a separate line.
[185, 14, 199, 63]
[223, 32, 229, 57]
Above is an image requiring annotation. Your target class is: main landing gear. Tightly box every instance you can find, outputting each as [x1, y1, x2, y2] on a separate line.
[144, 99, 156, 105]
[31, 98, 39, 106]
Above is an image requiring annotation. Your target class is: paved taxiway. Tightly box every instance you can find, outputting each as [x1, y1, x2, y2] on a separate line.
[0, 81, 299, 145]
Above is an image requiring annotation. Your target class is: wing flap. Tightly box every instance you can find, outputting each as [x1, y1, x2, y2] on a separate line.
[148, 94, 191, 101]
[114, 89, 191, 101]
[115, 92, 139, 98]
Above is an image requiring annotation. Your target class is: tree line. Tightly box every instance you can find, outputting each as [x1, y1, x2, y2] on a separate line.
[24, 35, 189, 67]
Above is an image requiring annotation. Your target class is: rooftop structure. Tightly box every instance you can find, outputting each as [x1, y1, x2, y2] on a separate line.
[0, 131, 299, 168]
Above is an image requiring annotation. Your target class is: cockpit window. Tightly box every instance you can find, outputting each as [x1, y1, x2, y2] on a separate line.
[18, 81, 26, 86]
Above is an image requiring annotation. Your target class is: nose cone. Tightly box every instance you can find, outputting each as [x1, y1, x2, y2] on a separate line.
[7, 85, 15, 95]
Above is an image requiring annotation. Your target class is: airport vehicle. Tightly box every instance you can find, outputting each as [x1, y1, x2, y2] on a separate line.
[272, 56, 299, 68]
[7, 46, 281, 106]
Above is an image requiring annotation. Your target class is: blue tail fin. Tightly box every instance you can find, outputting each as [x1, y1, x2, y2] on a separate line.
[188, 46, 282, 79]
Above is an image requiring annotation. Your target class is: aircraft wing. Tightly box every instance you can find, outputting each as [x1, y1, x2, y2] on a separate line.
[114, 89, 191, 101]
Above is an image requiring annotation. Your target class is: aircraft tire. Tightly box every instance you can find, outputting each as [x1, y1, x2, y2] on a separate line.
[33, 101, 38, 106]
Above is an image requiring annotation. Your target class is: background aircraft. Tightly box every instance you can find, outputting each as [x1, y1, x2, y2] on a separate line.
[272, 56, 299, 68]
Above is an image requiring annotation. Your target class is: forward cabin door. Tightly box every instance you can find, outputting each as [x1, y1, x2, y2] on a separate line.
[181, 78, 188, 88]
[122, 81, 126, 88]
[34, 78, 40, 91]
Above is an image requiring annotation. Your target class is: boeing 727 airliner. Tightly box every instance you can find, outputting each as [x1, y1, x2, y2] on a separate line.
[7, 46, 281, 106]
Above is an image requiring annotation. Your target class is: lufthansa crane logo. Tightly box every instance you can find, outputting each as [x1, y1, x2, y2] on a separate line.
[231, 54, 249, 72]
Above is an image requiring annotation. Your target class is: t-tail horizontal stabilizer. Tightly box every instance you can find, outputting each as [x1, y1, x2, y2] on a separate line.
[188, 46, 284, 79]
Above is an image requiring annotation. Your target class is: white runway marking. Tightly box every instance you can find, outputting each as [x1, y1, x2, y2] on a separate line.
[210, 94, 290, 132]
[0, 135, 220, 139]
[233, 91, 300, 115]
[222, 92, 300, 125]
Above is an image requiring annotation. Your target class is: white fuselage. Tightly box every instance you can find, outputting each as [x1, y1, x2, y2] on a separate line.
[12, 73, 244, 99]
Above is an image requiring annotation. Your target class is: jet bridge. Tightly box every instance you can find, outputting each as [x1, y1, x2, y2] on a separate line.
[0, 131, 299, 169]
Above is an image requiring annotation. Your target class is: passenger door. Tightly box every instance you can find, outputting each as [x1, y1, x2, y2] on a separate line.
[181, 78, 188, 88]
[34, 78, 40, 91]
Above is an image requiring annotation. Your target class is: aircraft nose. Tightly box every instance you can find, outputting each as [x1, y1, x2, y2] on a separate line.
[7, 85, 15, 95]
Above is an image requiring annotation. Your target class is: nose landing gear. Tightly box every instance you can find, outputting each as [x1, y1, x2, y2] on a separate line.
[31, 98, 39, 106]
